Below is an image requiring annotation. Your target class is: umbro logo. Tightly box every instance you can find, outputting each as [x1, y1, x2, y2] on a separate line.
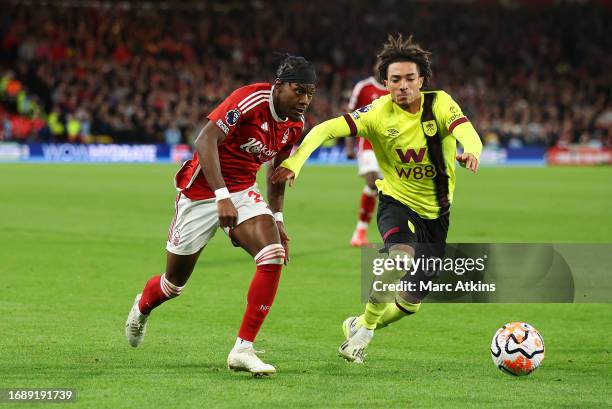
[387, 128, 399, 138]
[282, 129, 290, 143]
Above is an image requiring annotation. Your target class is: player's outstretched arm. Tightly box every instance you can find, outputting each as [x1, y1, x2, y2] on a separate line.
[194, 121, 238, 227]
[271, 116, 352, 184]
[267, 149, 292, 264]
[453, 121, 483, 173]
[345, 136, 356, 160]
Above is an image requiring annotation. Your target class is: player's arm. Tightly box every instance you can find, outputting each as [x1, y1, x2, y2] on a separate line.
[344, 82, 362, 160]
[345, 136, 356, 160]
[270, 115, 354, 184]
[453, 122, 482, 173]
[440, 92, 483, 173]
[267, 148, 292, 264]
[267, 148, 290, 213]
[193, 121, 238, 227]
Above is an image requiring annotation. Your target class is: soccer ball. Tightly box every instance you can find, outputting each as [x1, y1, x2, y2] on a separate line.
[490, 322, 545, 376]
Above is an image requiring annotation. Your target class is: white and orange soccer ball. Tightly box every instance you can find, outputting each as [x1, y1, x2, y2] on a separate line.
[490, 322, 545, 376]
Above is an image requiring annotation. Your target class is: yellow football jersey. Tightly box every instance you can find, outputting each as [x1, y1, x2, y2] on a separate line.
[282, 90, 482, 219]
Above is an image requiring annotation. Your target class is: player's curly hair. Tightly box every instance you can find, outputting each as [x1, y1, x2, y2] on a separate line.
[376, 33, 432, 86]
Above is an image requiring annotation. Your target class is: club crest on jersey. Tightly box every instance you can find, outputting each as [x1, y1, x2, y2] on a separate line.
[282, 129, 290, 143]
[261, 122, 269, 132]
[225, 109, 241, 126]
[423, 120, 437, 137]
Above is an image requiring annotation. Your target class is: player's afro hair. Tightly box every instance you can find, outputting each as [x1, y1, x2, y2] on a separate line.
[376, 33, 432, 85]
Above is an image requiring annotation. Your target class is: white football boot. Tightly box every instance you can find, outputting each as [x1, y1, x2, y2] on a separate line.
[338, 326, 373, 363]
[125, 294, 149, 347]
[342, 316, 361, 340]
[227, 346, 276, 376]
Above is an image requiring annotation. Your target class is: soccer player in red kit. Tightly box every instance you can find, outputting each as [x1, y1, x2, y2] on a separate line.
[125, 55, 316, 376]
[345, 72, 389, 247]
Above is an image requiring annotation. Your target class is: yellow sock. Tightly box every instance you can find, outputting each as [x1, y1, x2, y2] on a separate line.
[361, 249, 415, 330]
[377, 299, 421, 329]
[359, 302, 387, 329]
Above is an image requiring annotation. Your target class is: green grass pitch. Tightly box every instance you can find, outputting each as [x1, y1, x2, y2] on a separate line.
[0, 164, 610, 408]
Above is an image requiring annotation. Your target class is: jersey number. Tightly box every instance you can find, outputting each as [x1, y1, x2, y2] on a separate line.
[248, 190, 263, 203]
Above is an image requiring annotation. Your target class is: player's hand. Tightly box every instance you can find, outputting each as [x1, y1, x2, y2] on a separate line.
[271, 167, 296, 186]
[217, 198, 238, 228]
[276, 222, 290, 265]
[456, 153, 479, 173]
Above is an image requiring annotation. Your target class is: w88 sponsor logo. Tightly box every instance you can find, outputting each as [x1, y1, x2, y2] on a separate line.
[394, 165, 436, 180]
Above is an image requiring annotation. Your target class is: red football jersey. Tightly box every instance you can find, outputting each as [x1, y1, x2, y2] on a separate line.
[347, 76, 388, 151]
[175, 83, 304, 200]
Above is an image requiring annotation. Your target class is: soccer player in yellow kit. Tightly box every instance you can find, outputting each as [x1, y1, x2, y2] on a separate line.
[272, 34, 482, 362]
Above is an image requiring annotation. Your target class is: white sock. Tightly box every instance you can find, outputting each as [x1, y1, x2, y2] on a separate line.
[356, 221, 369, 230]
[234, 337, 253, 350]
[363, 185, 377, 197]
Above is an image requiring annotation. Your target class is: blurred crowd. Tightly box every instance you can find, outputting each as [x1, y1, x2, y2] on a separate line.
[0, 0, 610, 148]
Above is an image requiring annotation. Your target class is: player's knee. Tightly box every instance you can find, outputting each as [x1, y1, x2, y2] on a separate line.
[385, 248, 413, 280]
[396, 295, 421, 314]
[254, 243, 285, 266]
[388, 246, 414, 259]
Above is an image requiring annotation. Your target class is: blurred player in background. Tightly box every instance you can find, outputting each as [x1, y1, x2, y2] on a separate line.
[272, 34, 482, 362]
[345, 68, 389, 247]
[125, 55, 316, 376]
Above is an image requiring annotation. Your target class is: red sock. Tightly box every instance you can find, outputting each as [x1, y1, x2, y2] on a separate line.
[138, 274, 183, 315]
[359, 188, 377, 224]
[237, 264, 282, 342]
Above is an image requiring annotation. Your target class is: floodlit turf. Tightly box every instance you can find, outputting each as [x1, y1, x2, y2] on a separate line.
[0, 164, 610, 408]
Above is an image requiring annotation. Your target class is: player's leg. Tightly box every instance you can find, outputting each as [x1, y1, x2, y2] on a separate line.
[375, 243, 422, 329]
[224, 186, 285, 375]
[340, 194, 418, 362]
[340, 241, 421, 361]
[125, 193, 218, 347]
[377, 213, 449, 329]
[231, 215, 284, 345]
[351, 150, 380, 247]
[136, 250, 200, 316]
[225, 215, 284, 375]
[366, 195, 422, 324]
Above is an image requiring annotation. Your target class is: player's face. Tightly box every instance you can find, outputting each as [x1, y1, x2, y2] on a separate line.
[384, 61, 424, 109]
[275, 82, 316, 121]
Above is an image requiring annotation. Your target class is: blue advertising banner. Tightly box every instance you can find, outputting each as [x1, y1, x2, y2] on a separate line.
[0, 143, 548, 166]
[307, 146, 547, 166]
[4, 143, 171, 163]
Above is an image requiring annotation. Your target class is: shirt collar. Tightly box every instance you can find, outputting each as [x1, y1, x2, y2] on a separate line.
[269, 85, 288, 122]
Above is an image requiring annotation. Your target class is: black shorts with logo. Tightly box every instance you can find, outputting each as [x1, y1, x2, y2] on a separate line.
[376, 193, 450, 300]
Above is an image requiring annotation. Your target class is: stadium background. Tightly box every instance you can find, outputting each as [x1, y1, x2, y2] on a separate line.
[1, 1, 610, 408]
[1, 0, 610, 163]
